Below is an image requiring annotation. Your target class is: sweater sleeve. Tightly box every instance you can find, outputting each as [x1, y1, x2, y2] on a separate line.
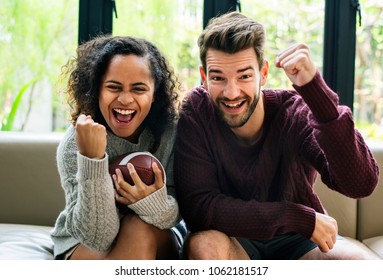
[293, 71, 379, 198]
[57, 128, 120, 252]
[128, 185, 180, 229]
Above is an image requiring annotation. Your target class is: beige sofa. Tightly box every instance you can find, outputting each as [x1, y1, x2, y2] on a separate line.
[0, 132, 382, 259]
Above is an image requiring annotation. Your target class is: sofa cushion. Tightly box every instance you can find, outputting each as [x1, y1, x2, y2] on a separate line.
[0, 224, 54, 260]
[363, 236, 383, 259]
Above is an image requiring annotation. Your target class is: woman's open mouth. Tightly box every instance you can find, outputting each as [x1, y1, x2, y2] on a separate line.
[113, 108, 136, 123]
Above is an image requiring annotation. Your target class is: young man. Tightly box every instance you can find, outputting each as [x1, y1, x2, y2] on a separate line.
[174, 11, 379, 260]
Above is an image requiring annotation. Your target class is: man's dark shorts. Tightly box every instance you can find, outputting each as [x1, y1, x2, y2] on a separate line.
[236, 233, 317, 260]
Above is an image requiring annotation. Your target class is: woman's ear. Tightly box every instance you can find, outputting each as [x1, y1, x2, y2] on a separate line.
[199, 66, 207, 88]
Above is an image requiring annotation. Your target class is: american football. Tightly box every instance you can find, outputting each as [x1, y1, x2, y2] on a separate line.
[108, 151, 165, 185]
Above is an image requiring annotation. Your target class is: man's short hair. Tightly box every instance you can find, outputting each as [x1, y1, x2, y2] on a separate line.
[198, 11, 265, 72]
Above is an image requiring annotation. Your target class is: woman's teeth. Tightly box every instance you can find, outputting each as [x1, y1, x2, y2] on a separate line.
[114, 108, 135, 115]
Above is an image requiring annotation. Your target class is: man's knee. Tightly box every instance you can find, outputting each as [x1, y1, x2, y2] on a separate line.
[184, 230, 233, 259]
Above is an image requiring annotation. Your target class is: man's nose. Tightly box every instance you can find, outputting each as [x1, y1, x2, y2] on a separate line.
[223, 80, 241, 100]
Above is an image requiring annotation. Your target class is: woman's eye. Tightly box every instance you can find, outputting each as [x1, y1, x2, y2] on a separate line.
[106, 85, 121, 91]
[133, 87, 146, 92]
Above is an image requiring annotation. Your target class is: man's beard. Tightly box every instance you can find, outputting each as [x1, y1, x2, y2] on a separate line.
[214, 89, 261, 128]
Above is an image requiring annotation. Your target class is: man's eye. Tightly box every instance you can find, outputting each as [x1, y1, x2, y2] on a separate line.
[241, 74, 251, 79]
[212, 76, 223, 81]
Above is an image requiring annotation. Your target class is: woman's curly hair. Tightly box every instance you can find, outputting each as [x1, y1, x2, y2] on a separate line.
[62, 35, 180, 140]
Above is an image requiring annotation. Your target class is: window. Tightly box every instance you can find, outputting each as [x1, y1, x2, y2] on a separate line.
[1, 0, 381, 140]
[240, 0, 324, 90]
[0, 0, 78, 132]
[113, 0, 203, 93]
[354, 0, 383, 140]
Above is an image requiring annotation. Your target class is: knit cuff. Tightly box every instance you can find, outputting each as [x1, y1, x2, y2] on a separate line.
[284, 204, 316, 239]
[77, 152, 109, 180]
[128, 186, 168, 216]
[293, 71, 339, 123]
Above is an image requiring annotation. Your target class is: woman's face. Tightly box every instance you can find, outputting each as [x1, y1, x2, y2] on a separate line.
[99, 54, 155, 142]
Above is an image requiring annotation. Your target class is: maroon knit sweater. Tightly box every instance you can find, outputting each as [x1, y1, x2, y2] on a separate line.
[174, 71, 379, 240]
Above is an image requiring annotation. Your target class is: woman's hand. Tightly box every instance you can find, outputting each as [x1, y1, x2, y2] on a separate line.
[75, 114, 107, 159]
[113, 161, 165, 205]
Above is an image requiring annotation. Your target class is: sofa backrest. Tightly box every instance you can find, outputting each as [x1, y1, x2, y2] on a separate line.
[314, 177, 358, 238]
[358, 141, 383, 241]
[0, 132, 64, 227]
[1, 132, 382, 239]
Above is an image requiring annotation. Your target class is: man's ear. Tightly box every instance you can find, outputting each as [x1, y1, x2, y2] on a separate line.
[260, 60, 269, 86]
[199, 66, 207, 88]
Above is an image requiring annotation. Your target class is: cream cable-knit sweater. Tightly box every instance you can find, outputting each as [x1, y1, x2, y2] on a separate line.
[51, 123, 180, 258]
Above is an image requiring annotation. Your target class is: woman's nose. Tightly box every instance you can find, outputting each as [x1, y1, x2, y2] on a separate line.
[117, 91, 134, 105]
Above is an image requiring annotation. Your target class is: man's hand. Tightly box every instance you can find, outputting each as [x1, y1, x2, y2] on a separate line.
[311, 212, 338, 253]
[275, 43, 316, 86]
[75, 114, 106, 159]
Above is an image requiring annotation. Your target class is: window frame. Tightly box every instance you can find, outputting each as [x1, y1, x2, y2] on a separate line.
[78, 0, 358, 110]
[323, 0, 360, 110]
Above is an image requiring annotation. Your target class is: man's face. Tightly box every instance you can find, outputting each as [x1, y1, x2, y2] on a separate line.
[200, 48, 268, 128]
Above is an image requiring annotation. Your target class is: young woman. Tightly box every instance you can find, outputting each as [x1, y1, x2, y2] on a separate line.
[51, 35, 183, 260]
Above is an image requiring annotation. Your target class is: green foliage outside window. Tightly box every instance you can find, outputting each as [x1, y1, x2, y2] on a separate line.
[113, 0, 203, 93]
[0, 0, 382, 141]
[354, 0, 383, 140]
[0, 0, 77, 132]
